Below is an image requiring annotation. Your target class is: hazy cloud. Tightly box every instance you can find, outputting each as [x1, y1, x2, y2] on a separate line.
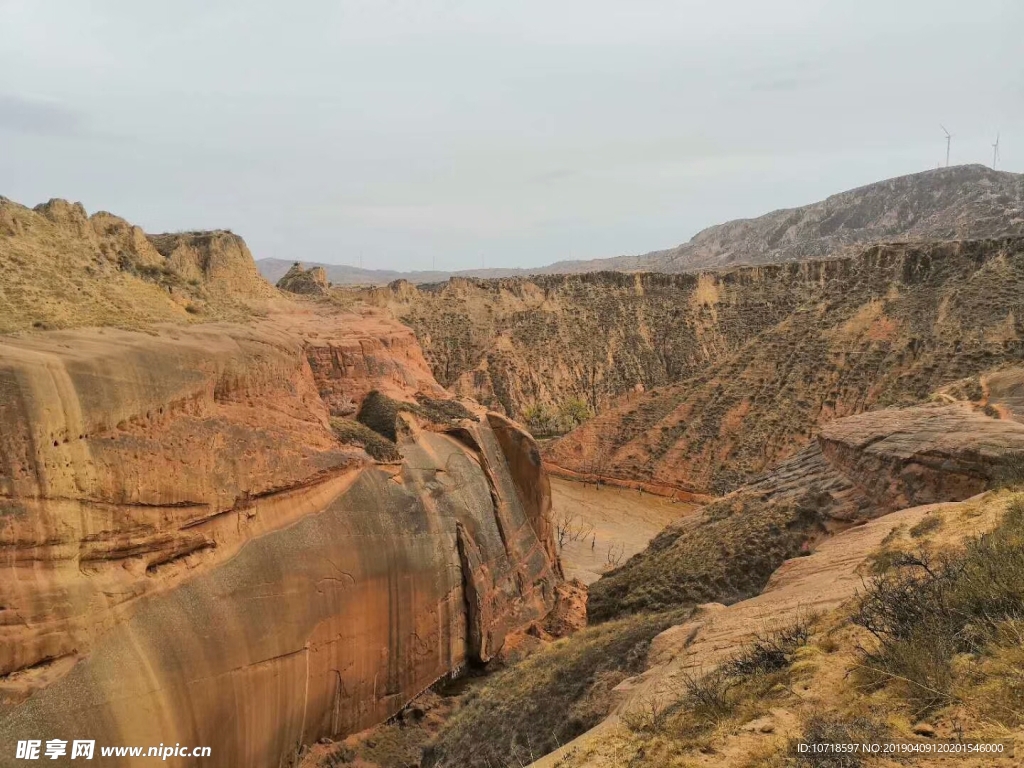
[0, 0, 1021, 271]
[0, 94, 83, 136]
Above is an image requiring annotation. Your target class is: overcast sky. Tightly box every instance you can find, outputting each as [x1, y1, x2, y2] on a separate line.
[2, 1, 1022, 271]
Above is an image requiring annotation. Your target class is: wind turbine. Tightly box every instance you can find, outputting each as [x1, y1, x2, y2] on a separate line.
[940, 124, 952, 168]
[993, 132, 1001, 170]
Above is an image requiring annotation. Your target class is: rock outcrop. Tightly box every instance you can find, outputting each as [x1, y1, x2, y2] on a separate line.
[817, 403, 1024, 509]
[277, 262, 330, 295]
[586, 394, 1024, 622]
[0, 197, 279, 334]
[0, 206, 560, 767]
[148, 229, 278, 299]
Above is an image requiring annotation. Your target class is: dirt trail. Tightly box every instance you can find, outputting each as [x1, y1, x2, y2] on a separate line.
[532, 493, 1004, 767]
[551, 477, 699, 584]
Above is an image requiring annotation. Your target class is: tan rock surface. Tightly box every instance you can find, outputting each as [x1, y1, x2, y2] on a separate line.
[818, 402, 1024, 509]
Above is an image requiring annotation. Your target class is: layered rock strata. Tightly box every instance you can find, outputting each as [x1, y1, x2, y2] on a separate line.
[0, 311, 559, 767]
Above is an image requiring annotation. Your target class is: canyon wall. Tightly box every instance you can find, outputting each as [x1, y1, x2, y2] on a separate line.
[0, 292, 559, 763]
[377, 238, 1022, 429]
[544, 238, 1024, 493]
[372, 238, 1023, 494]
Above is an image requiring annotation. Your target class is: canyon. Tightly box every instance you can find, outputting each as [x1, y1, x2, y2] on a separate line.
[3, 168, 1024, 768]
[375, 236, 1024, 496]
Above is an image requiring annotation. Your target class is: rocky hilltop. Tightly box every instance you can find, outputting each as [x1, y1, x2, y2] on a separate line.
[576, 164, 1024, 272]
[277, 262, 330, 295]
[258, 165, 1023, 285]
[0, 197, 278, 334]
[0, 199, 561, 767]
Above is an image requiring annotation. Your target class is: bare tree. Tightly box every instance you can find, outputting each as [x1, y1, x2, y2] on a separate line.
[605, 541, 625, 568]
[554, 508, 594, 551]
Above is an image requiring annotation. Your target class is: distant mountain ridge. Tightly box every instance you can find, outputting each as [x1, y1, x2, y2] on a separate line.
[256, 164, 1024, 284]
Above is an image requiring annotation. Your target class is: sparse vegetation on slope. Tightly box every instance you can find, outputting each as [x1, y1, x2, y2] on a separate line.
[852, 496, 1024, 716]
[546, 492, 1020, 768]
[549, 238, 1024, 494]
[586, 487, 824, 622]
[0, 197, 274, 333]
[424, 611, 683, 768]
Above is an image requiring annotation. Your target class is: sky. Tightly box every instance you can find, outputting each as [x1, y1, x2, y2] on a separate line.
[2, 0, 1022, 271]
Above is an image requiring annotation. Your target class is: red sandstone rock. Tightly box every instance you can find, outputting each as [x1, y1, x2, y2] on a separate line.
[0, 308, 560, 767]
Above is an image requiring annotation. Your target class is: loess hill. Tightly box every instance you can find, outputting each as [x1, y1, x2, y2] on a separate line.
[376, 237, 1024, 495]
[0, 197, 280, 334]
[584, 163, 1024, 272]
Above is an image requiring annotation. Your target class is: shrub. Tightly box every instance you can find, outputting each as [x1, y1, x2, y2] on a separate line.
[994, 452, 1024, 490]
[722, 622, 810, 678]
[331, 417, 402, 462]
[908, 514, 943, 538]
[558, 398, 592, 430]
[852, 497, 1024, 714]
[356, 390, 400, 441]
[793, 714, 889, 768]
[413, 393, 478, 424]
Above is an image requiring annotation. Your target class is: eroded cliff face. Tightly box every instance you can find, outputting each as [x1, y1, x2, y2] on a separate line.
[375, 238, 1023, 458]
[545, 238, 1024, 494]
[0, 308, 559, 767]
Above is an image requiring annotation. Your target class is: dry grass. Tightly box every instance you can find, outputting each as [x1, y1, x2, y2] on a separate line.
[546, 494, 1023, 768]
[0, 199, 269, 333]
[791, 713, 890, 768]
[424, 610, 685, 768]
[852, 494, 1024, 716]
